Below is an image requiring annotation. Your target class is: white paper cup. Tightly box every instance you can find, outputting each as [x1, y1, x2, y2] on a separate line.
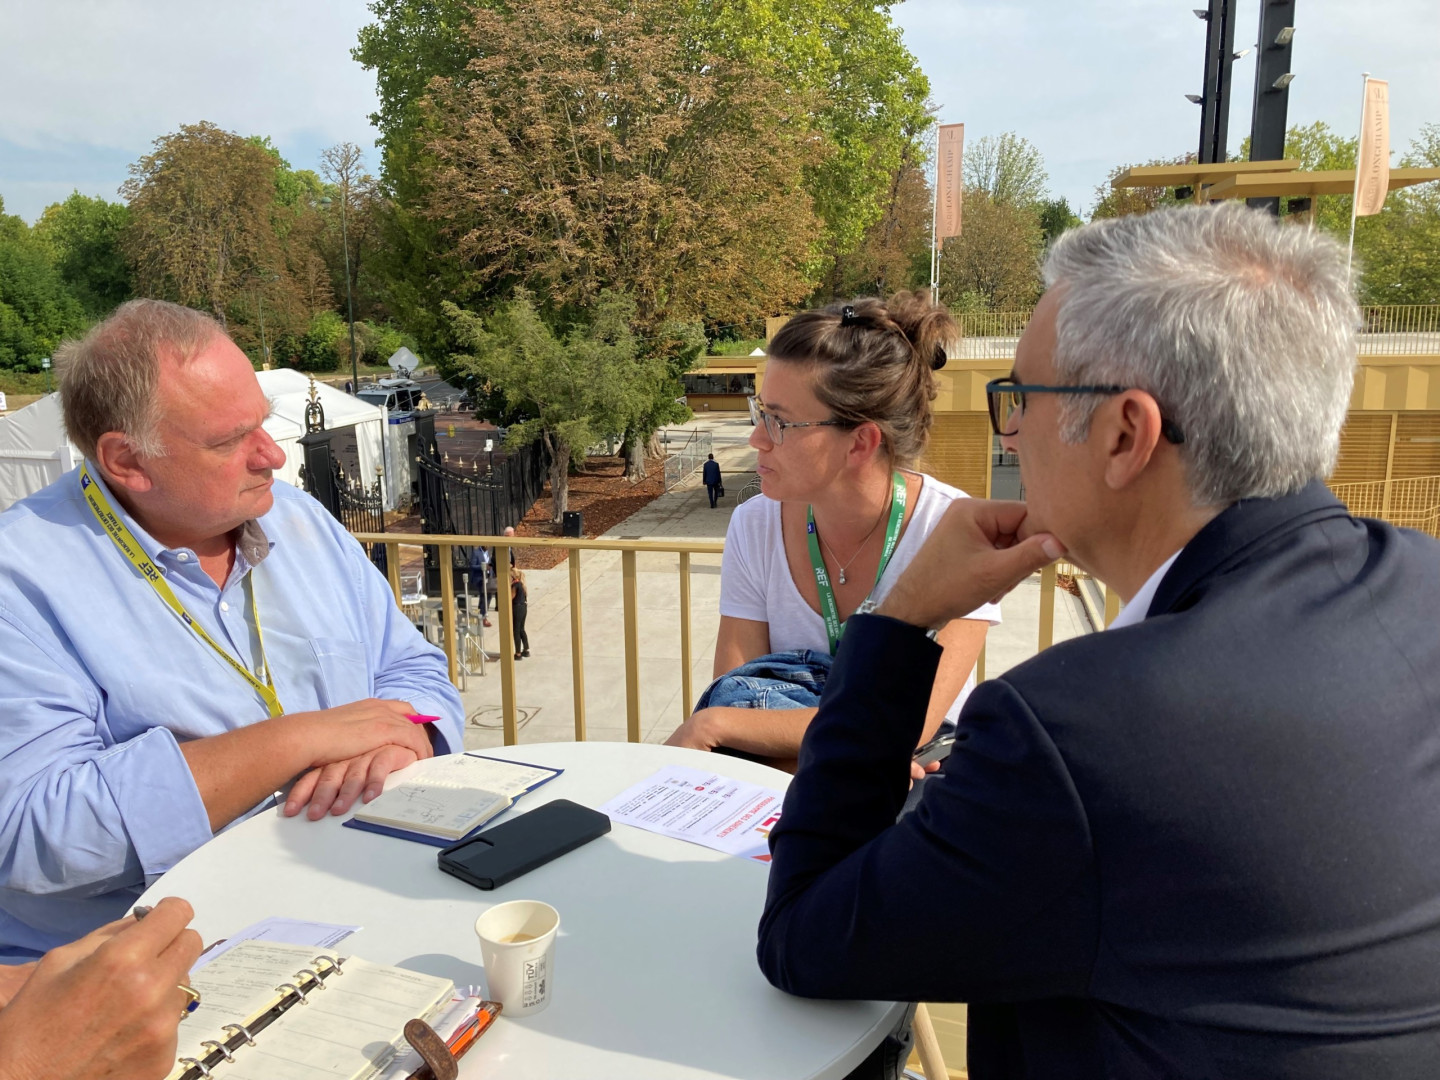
[475, 900, 560, 1017]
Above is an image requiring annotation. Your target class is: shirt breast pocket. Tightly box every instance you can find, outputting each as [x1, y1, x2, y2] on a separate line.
[307, 638, 371, 710]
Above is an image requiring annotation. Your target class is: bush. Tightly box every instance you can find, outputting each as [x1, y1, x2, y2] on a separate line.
[277, 310, 346, 372]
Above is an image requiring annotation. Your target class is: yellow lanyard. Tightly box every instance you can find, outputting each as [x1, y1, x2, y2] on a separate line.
[79, 463, 284, 717]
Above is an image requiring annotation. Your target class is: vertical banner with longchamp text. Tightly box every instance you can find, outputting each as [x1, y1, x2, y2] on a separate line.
[935, 124, 964, 247]
[1354, 78, 1390, 217]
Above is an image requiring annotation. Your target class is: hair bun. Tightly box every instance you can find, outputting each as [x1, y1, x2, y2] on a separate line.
[882, 290, 957, 373]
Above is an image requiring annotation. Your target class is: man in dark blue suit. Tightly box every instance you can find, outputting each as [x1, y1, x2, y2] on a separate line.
[703, 453, 723, 508]
[758, 204, 1440, 1079]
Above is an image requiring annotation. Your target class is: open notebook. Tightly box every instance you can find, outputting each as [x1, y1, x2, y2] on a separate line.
[168, 941, 452, 1080]
[344, 753, 561, 845]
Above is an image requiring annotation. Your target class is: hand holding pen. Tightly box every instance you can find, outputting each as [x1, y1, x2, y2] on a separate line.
[0, 898, 201, 1080]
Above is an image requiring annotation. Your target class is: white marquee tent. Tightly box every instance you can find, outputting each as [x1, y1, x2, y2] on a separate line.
[0, 370, 393, 513]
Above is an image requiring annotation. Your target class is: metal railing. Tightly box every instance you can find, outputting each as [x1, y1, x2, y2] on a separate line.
[1328, 474, 1440, 536]
[949, 305, 1440, 357]
[1356, 305, 1440, 356]
[357, 533, 724, 745]
[355, 535, 1133, 746]
[660, 428, 713, 490]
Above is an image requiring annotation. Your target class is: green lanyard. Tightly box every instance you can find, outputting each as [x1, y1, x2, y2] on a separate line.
[79, 463, 284, 717]
[806, 470, 907, 654]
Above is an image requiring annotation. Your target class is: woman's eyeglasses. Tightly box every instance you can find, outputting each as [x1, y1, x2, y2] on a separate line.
[748, 396, 850, 445]
[984, 378, 1185, 444]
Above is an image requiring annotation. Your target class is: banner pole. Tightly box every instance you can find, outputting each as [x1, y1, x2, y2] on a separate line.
[931, 138, 940, 304]
[1346, 72, 1370, 281]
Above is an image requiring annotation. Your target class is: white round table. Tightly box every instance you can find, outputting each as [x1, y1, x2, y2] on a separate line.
[141, 742, 905, 1079]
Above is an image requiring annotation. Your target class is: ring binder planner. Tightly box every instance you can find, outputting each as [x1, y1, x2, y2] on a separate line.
[167, 941, 454, 1080]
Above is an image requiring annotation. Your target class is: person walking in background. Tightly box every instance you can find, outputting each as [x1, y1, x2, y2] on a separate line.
[703, 453, 723, 508]
[467, 546, 494, 627]
[510, 566, 530, 660]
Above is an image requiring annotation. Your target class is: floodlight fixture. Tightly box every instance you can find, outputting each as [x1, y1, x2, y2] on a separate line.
[1185, 94, 1205, 105]
[1193, 8, 1209, 18]
[1274, 25, 1295, 45]
[1272, 72, 1295, 90]
[1233, 47, 1253, 60]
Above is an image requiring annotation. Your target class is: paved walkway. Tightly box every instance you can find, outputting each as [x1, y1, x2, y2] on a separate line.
[457, 414, 1092, 751]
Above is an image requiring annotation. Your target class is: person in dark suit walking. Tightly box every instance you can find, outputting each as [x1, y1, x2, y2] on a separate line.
[703, 453, 723, 508]
[757, 204, 1440, 1079]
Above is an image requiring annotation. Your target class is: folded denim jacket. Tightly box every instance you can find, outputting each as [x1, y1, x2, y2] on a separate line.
[694, 649, 833, 712]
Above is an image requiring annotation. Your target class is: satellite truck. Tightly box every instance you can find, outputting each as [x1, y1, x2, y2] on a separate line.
[356, 347, 425, 420]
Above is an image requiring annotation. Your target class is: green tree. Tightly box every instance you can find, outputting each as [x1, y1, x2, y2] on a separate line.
[0, 198, 88, 372]
[697, 0, 933, 278]
[1037, 197, 1083, 243]
[823, 107, 936, 300]
[937, 193, 1043, 312]
[31, 192, 132, 317]
[445, 290, 666, 518]
[964, 132, 1049, 209]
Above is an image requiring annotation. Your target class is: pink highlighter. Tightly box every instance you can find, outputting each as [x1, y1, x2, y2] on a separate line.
[406, 714, 441, 724]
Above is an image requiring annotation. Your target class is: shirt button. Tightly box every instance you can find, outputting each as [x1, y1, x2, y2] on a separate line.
[177, 552, 190, 562]
[255, 665, 266, 676]
[220, 601, 230, 612]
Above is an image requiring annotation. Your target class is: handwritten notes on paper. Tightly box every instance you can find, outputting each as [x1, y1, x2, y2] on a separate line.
[598, 766, 783, 862]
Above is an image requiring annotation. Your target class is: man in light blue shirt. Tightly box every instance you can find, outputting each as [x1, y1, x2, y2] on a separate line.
[0, 300, 464, 958]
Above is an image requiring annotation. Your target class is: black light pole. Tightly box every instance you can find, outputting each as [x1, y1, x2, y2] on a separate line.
[1248, 0, 1297, 214]
[1195, 0, 1239, 164]
[321, 194, 359, 392]
[340, 193, 358, 393]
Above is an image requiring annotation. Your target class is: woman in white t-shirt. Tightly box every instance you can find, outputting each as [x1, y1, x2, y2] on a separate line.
[665, 292, 999, 765]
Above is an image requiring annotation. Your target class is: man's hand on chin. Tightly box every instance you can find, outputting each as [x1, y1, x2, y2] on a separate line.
[879, 499, 1065, 631]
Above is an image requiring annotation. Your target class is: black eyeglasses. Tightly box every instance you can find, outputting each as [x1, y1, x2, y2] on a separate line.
[985, 378, 1185, 444]
[748, 396, 850, 445]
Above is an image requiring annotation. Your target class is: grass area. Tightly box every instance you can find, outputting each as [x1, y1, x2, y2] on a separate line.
[0, 370, 50, 395]
[707, 338, 767, 357]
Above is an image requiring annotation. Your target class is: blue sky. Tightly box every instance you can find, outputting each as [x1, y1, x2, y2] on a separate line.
[2, 0, 1436, 224]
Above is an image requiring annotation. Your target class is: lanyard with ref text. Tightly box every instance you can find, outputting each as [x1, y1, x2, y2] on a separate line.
[79, 463, 284, 717]
[806, 470, 907, 655]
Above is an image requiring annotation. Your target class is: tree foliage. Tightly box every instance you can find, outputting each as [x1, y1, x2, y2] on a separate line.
[1089, 155, 1194, 220]
[0, 198, 88, 371]
[419, 0, 822, 337]
[445, 290, 679, 517]
[31, 192, 132, 317]
[121, 123, 285, 327]
[937, 193, 1044, 312]
[354, 0, 933, 338]
[964, 133, 1049, 209]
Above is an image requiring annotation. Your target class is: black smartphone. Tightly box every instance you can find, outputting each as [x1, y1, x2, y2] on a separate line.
[438, 799, 611, 890]
[912, 732, 956, 767]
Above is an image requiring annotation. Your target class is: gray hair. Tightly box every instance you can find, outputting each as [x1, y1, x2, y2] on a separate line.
[1042, 203, 1358, 505]
[58, 299, 226, 461]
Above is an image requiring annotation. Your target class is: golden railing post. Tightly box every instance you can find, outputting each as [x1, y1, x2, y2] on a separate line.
[1037, 564, 1057, 651]
[385, 542, 401, 606]
[679, 551, 693, 721]
[439, 542, 458, 689]
[622, 550, 642, 743]
[496, 544, 517, 745]
[1104, 585, 1121, 627]
[975, 641, 986, 683]
[568, 548, 586, 741]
